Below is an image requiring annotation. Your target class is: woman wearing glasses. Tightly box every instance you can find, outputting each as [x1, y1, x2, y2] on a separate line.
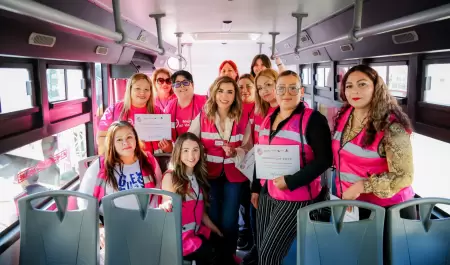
[97, 73, 172, 155]
[152, 68, 177, 112]
[255, 71, 332, 265]
[165, 70, 207, 142]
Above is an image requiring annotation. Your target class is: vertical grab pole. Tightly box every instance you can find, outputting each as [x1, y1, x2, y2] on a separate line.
[269, 32, 279, 60]
[175, 32, 183, 70]
[112, 0, 125, 43]
[292, 12, 308, 54]
[257, 42, 264, 54]
[349, 0, 364, 42]
[149, 13, 167, 55]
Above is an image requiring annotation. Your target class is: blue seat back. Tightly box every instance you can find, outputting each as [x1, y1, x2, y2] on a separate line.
[388, 198, 450, 265]
[297, 200, 385, 265]
[101, 188, 183, 265]
[18, 190, 99, 265]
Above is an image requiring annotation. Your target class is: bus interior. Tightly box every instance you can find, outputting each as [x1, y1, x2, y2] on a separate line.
[0, 0, 449, 264]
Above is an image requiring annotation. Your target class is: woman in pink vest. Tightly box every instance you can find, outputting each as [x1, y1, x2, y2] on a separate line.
[254, 71, 332, 265]
[159, 132, 224, 265]
[219, 60, 239, 81]
[188, 76, 253, 265]
[97, 73, 173, 155]
[151, 68, 177, 112]
[165, 70, 207, 142]
[332, 65, 415, 218]
[79, 120, 162, 248]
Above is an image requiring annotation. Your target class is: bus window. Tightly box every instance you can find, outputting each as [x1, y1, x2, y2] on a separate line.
[411, 133, 450, 214]
[47, 68, 85, 103]
[304, 96, 312, 109]
[388, 65, 408, 98]
[0, 124, 87, 233]
[424, 63, 450, 106]
[317, 103, 339, 129]
[316, 66, 331, 87]
[301, 66, 311, 85]
[0, 68, 33, 114]
[371, 65, 387, 83]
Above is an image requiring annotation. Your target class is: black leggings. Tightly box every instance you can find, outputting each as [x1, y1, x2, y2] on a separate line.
[184, 235, 219, 265]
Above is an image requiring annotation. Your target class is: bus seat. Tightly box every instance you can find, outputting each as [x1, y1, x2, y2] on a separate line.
[77, 155, 99, 181]
[101, 188, 183, 265]
[387, 198, 450, 265]
[297, 200, 385, 265]
[18, 190, 99, 265]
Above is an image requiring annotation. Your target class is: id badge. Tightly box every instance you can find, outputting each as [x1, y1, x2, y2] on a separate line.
[215, 140, 224, 146]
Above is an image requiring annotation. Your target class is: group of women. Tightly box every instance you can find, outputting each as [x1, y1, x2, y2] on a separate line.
[78, 53, 415, 265]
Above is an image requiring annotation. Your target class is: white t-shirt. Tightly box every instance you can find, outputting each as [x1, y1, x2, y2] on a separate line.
[187, 173, 199, 197]
[78, 159, 157, 214]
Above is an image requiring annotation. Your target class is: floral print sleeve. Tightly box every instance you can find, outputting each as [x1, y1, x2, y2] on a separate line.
[363, 123, 414, 198]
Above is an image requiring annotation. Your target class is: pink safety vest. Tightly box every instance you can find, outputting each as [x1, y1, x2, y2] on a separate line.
[99, 101, 163, 154]
[93, 152, 160, 208]
[199, 110, 249, 182]
[163, 171, 211, 256]
[167, 94, 207, 141]
[332, 107, 414, 207]
[258, 107, 322, 201]
[253, 106, 277, 145]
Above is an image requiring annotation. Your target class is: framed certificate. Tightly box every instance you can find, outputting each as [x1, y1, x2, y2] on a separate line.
[255, 145, 300, 180]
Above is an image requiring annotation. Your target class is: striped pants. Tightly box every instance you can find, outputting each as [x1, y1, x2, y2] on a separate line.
[256, 193, 312, 265]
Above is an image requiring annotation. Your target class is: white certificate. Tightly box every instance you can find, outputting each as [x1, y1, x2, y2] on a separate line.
[329, 195, 359, 222]
[237, 147, 255, 181]
[134, 114, 171, 141]
[255, 145, 300, 180]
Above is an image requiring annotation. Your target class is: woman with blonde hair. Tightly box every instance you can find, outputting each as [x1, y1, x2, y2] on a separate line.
[188, 76, 253, 264]
[152, 68, 176, 112]
[97, 73, 172, 155]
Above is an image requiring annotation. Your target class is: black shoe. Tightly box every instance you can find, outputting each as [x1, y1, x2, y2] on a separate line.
[241, 245, 258, 265]
[237, 236, 249, 250]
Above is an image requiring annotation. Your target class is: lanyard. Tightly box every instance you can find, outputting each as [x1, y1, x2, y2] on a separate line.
[174, 95, 196, 139]
[214, 119, 235, 143]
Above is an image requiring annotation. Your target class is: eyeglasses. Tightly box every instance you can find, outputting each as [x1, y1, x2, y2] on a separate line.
[172, 80, 191, 88]
[157, 78, 172, 85]
[276, 86, 300, 96]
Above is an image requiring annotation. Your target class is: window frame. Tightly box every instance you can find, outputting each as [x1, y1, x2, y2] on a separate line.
[46, 63, 86, 105]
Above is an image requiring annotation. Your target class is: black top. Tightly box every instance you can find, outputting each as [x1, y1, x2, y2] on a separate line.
[251, 102, 333, 194]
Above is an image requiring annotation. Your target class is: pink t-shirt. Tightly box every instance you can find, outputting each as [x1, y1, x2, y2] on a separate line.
[167, 94, 207, 141]
[98, 101, 163, 153]
[154, 94, 177, 113]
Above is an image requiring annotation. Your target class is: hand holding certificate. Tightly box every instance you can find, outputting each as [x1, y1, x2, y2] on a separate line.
[255, 145, 300, 180]
[134, 114, 171, 141]
[237, 147, 255, 181]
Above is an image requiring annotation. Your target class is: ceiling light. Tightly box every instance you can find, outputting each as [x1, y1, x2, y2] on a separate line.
[222, 20, 232, 32]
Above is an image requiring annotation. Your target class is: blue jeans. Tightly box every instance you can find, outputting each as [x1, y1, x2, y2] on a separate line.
[208, 175, 243, 256]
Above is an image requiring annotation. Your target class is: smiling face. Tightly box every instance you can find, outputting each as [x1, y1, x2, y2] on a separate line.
[215, 82, 235, 111]
[155, 72, 172, 97]
[173, 74, 194, 101]
[180, 139, 200, 170]
[131, 79, 152, 108]
[344, 71, 375, 110]
[238, 78, 255, 103]
[253, 58, 267, 76]
[276, 75, 303, 111]
[256, 75, 276, 103]
[113, 126, 137, 158]
[220, 63, 238, 80]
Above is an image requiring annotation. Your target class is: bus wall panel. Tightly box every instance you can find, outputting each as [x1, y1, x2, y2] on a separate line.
[279, 0, 450, 64]
[0, 115, 37, 139]
[49, 103, 85, 123]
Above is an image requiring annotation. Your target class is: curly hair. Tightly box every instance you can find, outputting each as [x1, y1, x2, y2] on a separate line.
[332, 65, 412, 147]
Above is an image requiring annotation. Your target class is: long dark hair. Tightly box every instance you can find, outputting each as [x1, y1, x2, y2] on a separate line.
[250, 54, 272, 77]
[332, 65, 412, 147]
[167, 132, 210, 203]
[103, 121, 156, 190]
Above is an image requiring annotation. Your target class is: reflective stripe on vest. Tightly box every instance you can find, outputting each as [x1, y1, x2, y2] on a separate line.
[259, 129, 308, 144]
[206, 154, 234, 164]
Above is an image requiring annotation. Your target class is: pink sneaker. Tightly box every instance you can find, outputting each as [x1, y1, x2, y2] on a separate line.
[233, 254, 242, 264]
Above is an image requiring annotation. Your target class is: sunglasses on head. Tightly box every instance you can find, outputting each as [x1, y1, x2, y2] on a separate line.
[157, 78, 172, 85]
[172, 80, 191, 88]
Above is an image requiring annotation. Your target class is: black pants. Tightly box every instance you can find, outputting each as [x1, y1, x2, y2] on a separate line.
[359, 204, 417, 265]
[239, 180, 253, 242]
